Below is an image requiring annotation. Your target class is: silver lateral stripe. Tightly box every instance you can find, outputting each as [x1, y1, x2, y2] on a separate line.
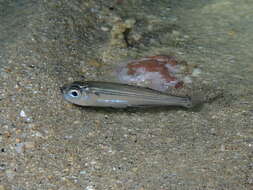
[91, 87, 164, 99]
[97, 99, 129, 103]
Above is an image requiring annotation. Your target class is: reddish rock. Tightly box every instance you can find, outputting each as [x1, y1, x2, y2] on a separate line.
[117, 55, 187, 91]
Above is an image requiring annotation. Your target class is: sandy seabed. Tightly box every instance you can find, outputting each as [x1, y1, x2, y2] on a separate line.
[0, 0, 252, 189]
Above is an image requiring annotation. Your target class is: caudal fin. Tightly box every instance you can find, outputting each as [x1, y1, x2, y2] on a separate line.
[186, 94, 203, 108]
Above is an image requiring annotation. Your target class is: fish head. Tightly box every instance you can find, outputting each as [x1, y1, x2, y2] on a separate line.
[61, 81, 90, 106]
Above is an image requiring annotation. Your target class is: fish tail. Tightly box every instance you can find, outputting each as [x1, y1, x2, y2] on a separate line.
[168, 96, 197, 108]
[185, 94, 202, 108]
[162, 95, 192, 108]
[178, 96, 193, 108]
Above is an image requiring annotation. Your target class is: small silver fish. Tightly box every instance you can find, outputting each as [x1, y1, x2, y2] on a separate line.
[61, 81, 195, 108]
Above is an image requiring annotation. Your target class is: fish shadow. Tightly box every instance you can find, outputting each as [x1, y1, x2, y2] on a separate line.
[73, 103, 203, 114]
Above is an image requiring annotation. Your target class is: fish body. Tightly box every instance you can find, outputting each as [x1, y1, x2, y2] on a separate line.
[61, 81, 194, 108]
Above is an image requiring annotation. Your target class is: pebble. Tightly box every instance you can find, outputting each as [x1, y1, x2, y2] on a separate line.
[86, 186, 95, 190]
[101, 26, 109, 31]
[124, 18, 136, 28]
[116, 55, 187, 91]
[183, 76, 192, 84]
[5, 169, 15, 180]
[0, 69, 9, 79]
[15, 142, 35, 153]
[220, 144, 225, 151]
[87, 60, 102, 68]
[79, 170, 87, 175]
[192, 68, 202, 77]
[20, 110, 27, 117]
[19, 110, 32, 122]
[0, 185, 5, 190]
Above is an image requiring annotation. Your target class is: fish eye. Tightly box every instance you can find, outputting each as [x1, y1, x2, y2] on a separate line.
[68, 89, 81, 98]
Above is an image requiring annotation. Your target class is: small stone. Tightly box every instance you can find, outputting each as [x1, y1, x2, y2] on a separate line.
[109, 17, 136, 48]
[64, 135, 73, 139]
[183, 76, 192, 84]
[220, 144, 225, 151]
[101, 26, 109, 31]
[32, 131, 43, 137]
[15, 143, 25, 153]
[0, 185, 5, 190]
[79, 170, 87, 174]
[24, 142, 35, 149]
[20, 110, 27, 117]
[19, 110, 32, 122]
[48, 175, 53, 180]
[0, 69, 9, 79]
[87, 60, 102, 68]
[15, 142, 35, 153]
[124, 18, 136, 28]
[4, 131, 11, 138]
[3, 125, 9, 129]
[130, 33, 142, 42]
[192, 68, 202, 77]
[5, 169, 15, 180]
[171, 30, 180, 37]
[116, 55, 187, 91]
[86, 186, 95, 190]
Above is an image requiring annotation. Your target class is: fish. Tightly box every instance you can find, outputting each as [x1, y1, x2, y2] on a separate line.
[60, 81, 196, 108]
